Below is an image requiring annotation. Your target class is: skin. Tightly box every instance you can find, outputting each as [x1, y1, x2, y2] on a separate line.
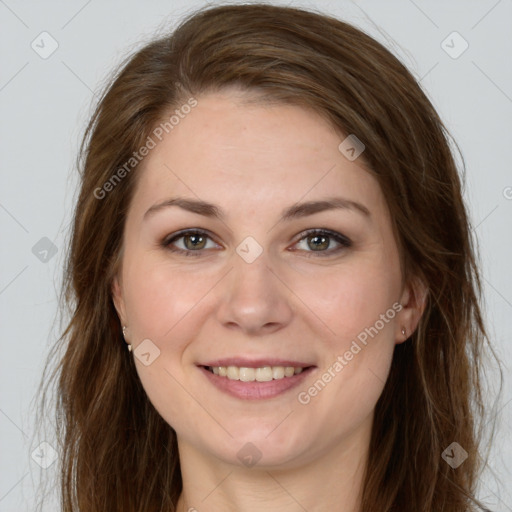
[112, 89, 427, 512]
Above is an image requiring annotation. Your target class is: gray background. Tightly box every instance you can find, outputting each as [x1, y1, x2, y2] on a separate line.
[0, 0, 511, 510]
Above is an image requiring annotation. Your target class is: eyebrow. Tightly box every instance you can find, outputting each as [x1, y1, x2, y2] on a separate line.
[143, 196, 371, 222]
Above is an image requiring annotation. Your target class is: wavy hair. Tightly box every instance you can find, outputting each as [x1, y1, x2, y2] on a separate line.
[34, 3, 501, 511]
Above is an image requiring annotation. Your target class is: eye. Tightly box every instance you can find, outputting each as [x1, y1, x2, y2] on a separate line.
[162, 229, 219, 256]
[162, 228, 352, 257]
[291, 228, 352, 257]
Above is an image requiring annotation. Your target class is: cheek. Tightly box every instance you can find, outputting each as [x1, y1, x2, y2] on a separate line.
[298, 262, 399, 350]
[299, 263, 399, 410]
[122, 246, 400, 353]
[121, 258, 213, 431]
[122, 256, 211, 343]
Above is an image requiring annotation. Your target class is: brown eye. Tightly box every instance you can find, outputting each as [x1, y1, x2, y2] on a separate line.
[292, 229, 352, 257]
[162, 229, 218, 256]
[306, 233, 330, 251]
[182, 233, 207, 250]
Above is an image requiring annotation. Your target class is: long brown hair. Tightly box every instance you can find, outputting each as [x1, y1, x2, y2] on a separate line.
[34, 4, 501, 511]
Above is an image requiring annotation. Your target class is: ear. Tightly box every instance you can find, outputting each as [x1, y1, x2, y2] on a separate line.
[111, 274, 127, 326]
[395, 274, 428, 344]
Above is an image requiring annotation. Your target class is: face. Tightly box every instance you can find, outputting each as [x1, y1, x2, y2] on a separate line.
[112, 89, 423, 469]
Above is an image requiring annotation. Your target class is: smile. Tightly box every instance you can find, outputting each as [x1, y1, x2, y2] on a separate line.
[198, 362, 316, 400]
[205, 365, 304, 381]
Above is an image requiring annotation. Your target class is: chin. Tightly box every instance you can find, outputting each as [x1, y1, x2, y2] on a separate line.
[203, 423, 314, 468]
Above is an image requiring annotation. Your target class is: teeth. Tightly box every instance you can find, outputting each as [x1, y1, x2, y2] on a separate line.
[272, 366, 284, 379]
[239, 367, 254, 382]
[227, 366, 239, 380]
[256, 367, 273, 382]
[208, 365, 306, 381]
[284, 367, 295, 377]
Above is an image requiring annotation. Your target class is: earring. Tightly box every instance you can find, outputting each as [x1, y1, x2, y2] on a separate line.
[401, 327, 407, 337]
[122, 325, 132, 352]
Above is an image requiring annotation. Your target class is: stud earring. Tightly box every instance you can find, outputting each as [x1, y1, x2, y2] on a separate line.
[401, 327, 407, 337]
[122, 325, 132, 352]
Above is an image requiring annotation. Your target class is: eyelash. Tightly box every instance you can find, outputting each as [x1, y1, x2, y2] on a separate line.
[161, 228, 352, 258]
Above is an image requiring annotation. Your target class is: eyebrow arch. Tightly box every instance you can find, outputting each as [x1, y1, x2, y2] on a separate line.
[143, 196, 371, 222]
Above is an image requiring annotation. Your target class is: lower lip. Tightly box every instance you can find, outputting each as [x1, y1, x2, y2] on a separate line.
[199, 366, 315, 400]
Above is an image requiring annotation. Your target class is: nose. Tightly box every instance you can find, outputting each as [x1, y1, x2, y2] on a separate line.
[215, 251, 294, 337]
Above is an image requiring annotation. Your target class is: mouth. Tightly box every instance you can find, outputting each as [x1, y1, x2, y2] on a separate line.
[202, 364, 311, 382]
[197, 360, 316, 400]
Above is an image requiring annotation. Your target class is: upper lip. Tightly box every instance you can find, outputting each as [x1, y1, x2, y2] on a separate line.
[200, 358, 315, 368]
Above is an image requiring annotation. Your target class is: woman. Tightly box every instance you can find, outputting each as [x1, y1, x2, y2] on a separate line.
[35, 3, 500, 511]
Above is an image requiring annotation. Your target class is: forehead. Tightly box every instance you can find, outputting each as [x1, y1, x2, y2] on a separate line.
[130, 91, 385, 222]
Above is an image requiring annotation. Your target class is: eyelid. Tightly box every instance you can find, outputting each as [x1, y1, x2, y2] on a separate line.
[293, 228, 351, 247]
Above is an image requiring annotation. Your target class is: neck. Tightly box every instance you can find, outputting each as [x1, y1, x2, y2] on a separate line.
[175, 415, 372, 512]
